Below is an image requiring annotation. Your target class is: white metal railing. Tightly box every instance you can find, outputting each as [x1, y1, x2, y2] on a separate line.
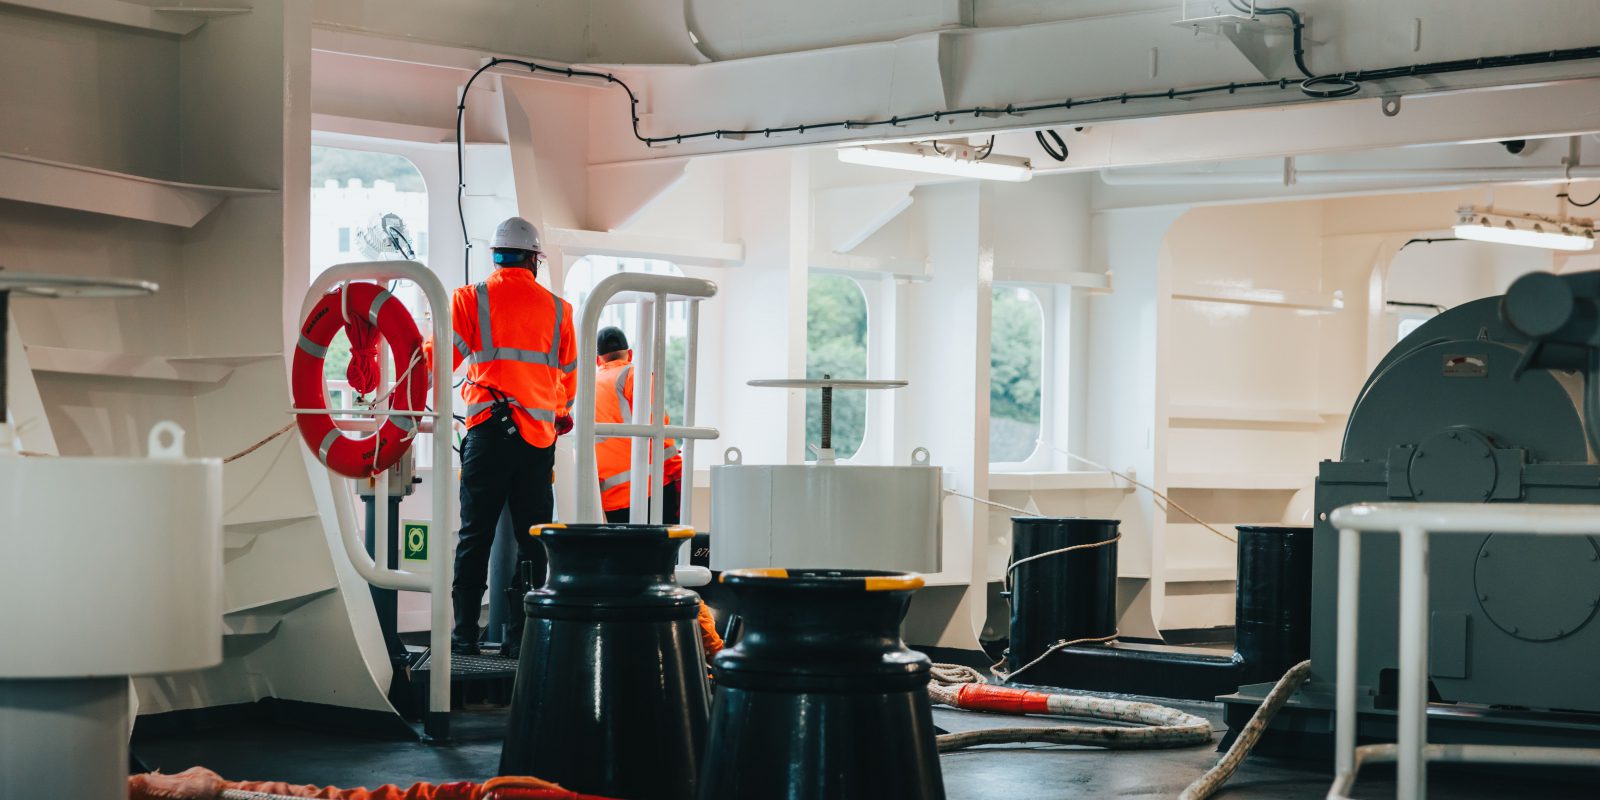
[300, 260, 455, 740]
[1327, 502, 1600, 800]
[574, 274, 718, 541]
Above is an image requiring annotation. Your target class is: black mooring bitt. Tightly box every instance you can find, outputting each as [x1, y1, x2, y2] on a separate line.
[699, 569, 946, 800]
[1004, 519, 1314, 700]
[499, 523, 708, 800]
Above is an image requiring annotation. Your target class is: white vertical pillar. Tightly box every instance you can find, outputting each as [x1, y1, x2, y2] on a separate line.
[1397, 525, 1430, 800]
[680, 299, 701, 534]
[783, 152, 810, 464]
[1335, 527, 1362, 778]
[649, 291, 668, 524]
[0, 678, 129, 800]
[896, 183, 988, 650]
[629, 299, 655, 522]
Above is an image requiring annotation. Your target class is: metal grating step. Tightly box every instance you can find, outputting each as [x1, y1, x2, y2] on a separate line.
[411, 649, 519, 681]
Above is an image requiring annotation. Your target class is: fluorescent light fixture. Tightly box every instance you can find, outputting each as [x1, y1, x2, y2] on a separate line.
[837, 142, 1033, 182]
[1453, 206, 1595, 252]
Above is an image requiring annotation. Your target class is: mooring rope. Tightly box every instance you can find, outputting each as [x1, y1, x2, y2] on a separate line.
[925, 665, 1213, 752]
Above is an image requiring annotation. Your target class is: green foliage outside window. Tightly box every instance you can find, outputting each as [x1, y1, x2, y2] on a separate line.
[663, 336, 687, 424]
[989, 287, 1043, 463]
[806, 275, 868, 459]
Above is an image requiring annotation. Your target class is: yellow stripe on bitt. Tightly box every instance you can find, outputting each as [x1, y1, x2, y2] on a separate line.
[864, 574, 925, 592]
[667, 525, 696, 539]
[529, 523, 568, 537]
[720, 567, 789, 582]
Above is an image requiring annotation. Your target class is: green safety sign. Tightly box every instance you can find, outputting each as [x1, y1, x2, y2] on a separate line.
[402, 521, 429, 561]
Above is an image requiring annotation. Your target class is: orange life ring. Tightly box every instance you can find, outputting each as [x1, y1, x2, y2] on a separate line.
[293, 282, 430, 478]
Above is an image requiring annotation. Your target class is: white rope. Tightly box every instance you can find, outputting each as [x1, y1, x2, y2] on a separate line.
[943, 488, 1040, 517]
[927, 663, 1212, 752]
[989, 631, 1120, 684]
[1044, 444, 1237, 544]
[1179, 660, 1313, 800]
[223, 422, 296, 464]
[1006, 534, 1121, 580]
[364, 347, 427, 444]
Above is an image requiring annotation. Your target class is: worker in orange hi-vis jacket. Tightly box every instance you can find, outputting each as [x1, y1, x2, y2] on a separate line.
[424, 216, 575, 659]
[588, 325, 721, 659]
[591, 326, 684, 524]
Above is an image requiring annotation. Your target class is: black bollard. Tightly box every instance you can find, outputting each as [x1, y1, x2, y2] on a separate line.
[698, 568, 944, 800]
[499, 523, 709, 800]
[1233, 525, 1315, 683]
[1006, 517, 1118, 674]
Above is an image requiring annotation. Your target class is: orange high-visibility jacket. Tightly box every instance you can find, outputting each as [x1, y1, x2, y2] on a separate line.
[595, 356, 682, 512]
[425, 268, 576, 448]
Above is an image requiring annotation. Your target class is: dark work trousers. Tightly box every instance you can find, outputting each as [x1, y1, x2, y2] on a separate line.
[454, 425, 554, 647]
[603, 478, 682, 525]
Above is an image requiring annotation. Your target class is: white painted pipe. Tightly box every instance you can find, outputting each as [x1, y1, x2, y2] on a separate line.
[1334, 527, 1360, 780]
[335, 485, 428, 592]
[1396, 525, 1430, 800]
[1327, 502, 1600, 800]
[629, 299, 654, 523]
[1331, 502, 1600, 534]
[597, 422, 721, 440]
[1099, 164, 1600, 187]
[376, 339, 393, 599]
[307, 260, 455, 730]
[649, 292, 669, 525]
[574, 274, 718, 522]
[1328, 743, 1600, 800]
[680, 299, 701, 542]
[332, 417, 438, 433]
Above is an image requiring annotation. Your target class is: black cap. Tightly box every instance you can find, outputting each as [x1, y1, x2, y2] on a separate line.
[597, 326, 629, 356]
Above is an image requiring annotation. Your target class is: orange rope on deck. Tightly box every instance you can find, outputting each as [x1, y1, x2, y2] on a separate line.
[130, 768, 622, 800]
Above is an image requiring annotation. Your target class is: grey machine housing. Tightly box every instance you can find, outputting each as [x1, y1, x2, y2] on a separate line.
[1222, 270, 1600, 750]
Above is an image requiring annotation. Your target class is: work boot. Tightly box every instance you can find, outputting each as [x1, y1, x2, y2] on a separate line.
[451, 589, 483, 656]
[502, 560, 536, 661]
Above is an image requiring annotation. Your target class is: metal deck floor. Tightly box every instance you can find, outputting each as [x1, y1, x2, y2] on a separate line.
[132, 699, 1599, 799]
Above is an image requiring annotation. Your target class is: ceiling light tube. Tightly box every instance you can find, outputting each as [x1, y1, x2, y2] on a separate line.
[837, 142, 1033, 182]
[1453, 206, 1595, 252]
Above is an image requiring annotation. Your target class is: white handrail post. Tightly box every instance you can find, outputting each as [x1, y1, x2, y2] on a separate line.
[1334, 527, 1361, 780]
[574, 273, 718, 527]
[1325, 502, 1600, 800]
[1397, 525, 1430, 800]
[375, 339, 392, 582]
[649, 290, 668, 525]
[302, 260, 454, 742]
[575, 298, 601, 522]
[629, 298, 655, 523]
[679, 299, 702, 544]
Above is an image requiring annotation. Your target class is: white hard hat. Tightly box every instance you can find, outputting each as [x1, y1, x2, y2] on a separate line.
[491, 216, 542, 252]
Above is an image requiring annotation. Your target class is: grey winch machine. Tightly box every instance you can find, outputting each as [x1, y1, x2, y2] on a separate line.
[1221, 270, 1600, 751]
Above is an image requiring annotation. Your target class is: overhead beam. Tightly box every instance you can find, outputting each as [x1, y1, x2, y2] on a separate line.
[0, 0, 204, 35]
[546, 227, 743, 267]
[582, 2, 1600, 163]
[1040, 78, 1600, 175]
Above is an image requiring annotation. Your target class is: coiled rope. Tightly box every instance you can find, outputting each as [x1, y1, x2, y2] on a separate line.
[1179, 659, 1313, 800]
[926, 664, 1213, 752]
[924, 659, 1315, 799]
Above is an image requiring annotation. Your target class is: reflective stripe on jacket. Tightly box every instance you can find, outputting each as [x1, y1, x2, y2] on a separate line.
[424, 268, 576, 448]
[595, 357, 682, 512]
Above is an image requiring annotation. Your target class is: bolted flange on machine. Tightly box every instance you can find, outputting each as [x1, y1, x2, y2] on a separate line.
[500, 522, 711, 800]
[699, 568, 945, 800]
